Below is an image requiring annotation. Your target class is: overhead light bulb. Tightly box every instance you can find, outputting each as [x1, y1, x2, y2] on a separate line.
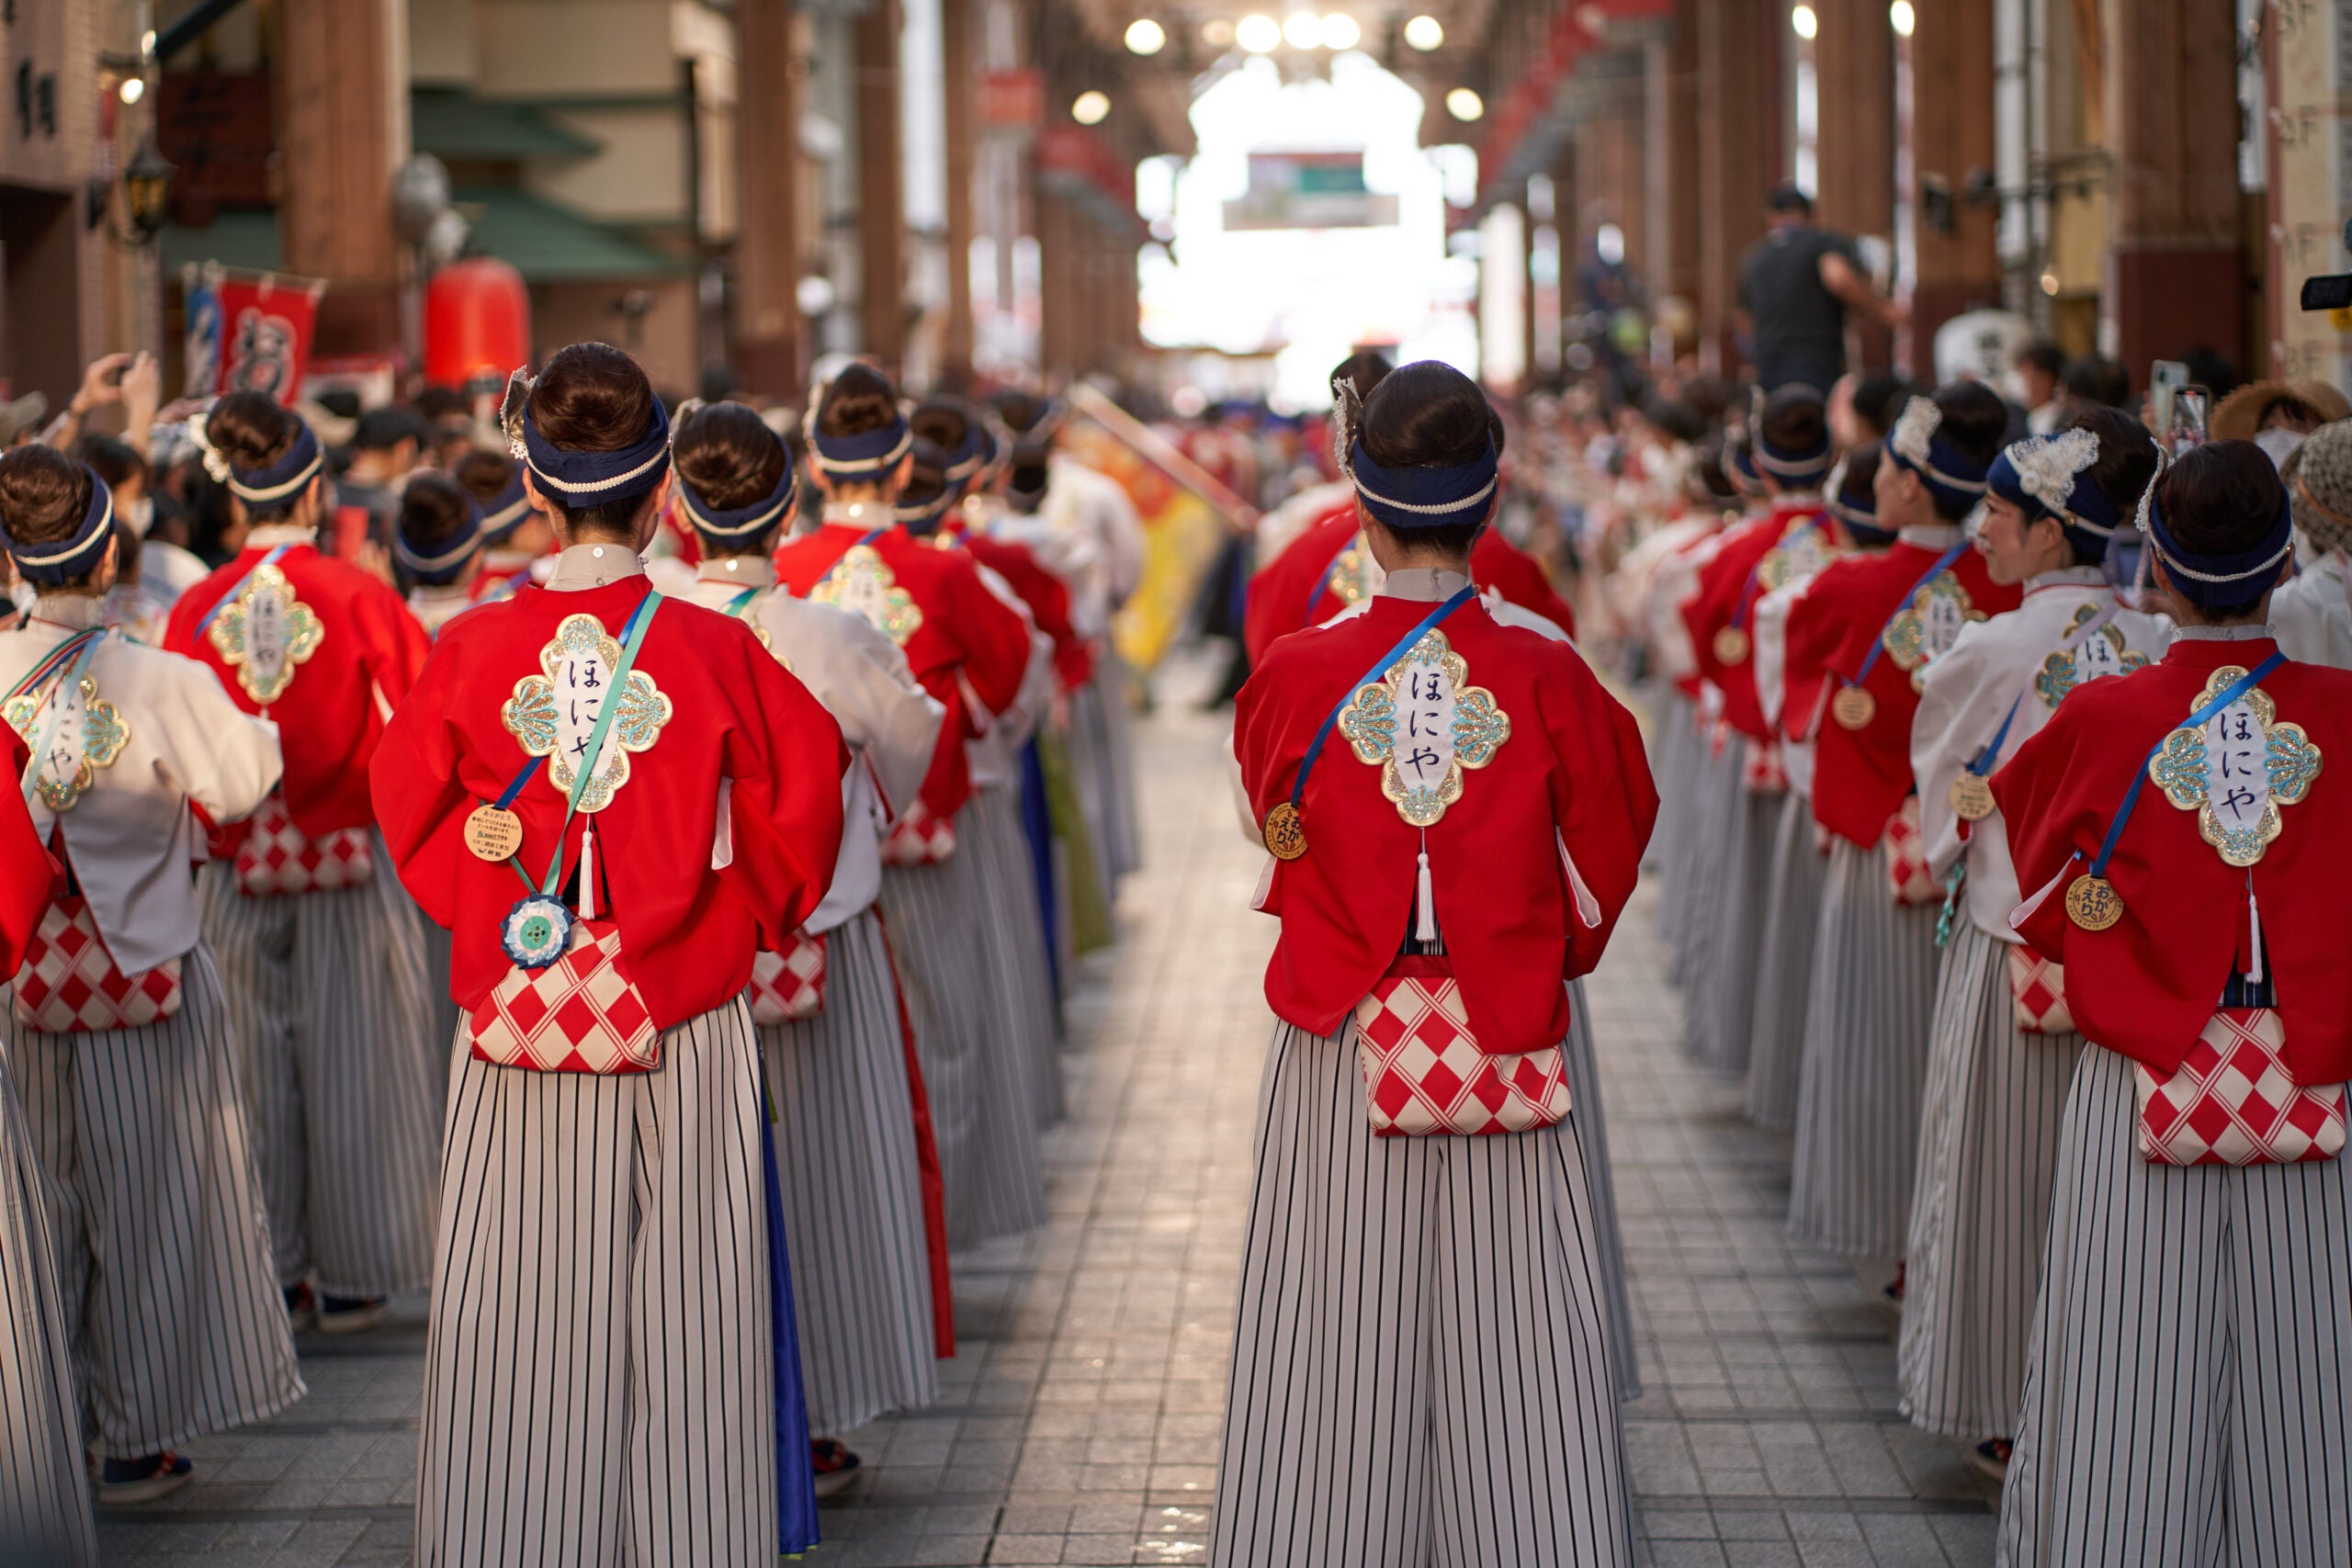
[1791, 4, 1818, 38]
[1071, 89, 1112, 124]
[1237, 13, 1282, 50]
[1889, 0, 1916, 35]
[118, 75, 145, 105]
[1321, 13, 1362, 48]
[1403, 13, 1443, 49]
[1445, 86, 1484, 120]
[1125, 17, 1167, 52]
[1283, 11, 1323, 47]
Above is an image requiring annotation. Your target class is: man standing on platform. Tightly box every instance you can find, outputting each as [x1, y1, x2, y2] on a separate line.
[1739, 184, 1905, 394]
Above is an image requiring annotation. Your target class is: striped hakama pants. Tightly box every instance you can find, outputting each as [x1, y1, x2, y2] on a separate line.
[761, 908, 940, 1435]
[1093, 652, 1142, 882]
[1745, 791, 1826, 1131]
[417, 911, 463, 1108]
[1667, 737, 1736, 993]
[1067, 665, 1136, 913]
[1998, 1046, 2352, 1568]
[1788, 836, 1940, 1259]
[197, 837, 439, 1296]
[1565, 976, 1639, 1403]
[4, 944, 304, 1458]
[1898, 921, 2081, 1440]
[0, 1061, 96, 1566]
[878, 817, 1048, 1248]
[1210, 1021, 1634, 1568]
[417, 1001, 779, 1568]
[1690, 774, 1783, 1075]
[968, 782, 1064, 1125]
[1649, 694, 1699, 940]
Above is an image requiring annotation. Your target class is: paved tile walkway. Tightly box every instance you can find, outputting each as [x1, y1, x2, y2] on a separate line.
[93, 674, 1998, 1566]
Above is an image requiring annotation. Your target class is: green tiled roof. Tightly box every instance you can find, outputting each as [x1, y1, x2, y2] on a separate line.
[453, 186, 684, 281]
[413, 85, 601, 161]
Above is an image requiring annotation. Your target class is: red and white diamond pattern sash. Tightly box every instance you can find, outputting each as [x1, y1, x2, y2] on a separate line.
[749, 928, 828, 1025]
[880, 797, 957, 866]
[2134, 1009, 2347, 1166]
[468, 919, 661, 1075]
[1882, 795, 1938, 907]
[9, 897, 182, 1033]
[234, 792, 375, 897]
[2006, 944, 2075, 1035]
[1351, 959, 1572, 1137]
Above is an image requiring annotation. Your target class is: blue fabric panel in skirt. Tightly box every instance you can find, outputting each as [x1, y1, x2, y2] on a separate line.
[1019, 738, 1062, 998]
[761, 1089, 820, 1555]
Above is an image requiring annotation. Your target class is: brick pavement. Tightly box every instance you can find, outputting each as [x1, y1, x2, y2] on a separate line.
[91, 682, 1997, 1566]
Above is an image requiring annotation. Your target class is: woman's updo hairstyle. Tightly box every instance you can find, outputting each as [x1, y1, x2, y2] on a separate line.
[0, 445, 106, 591]
[673, 401, 788, 512]
[454, 448, 518, 507]
[2064, 404, 2162, 520]
[897, 436, 955, 536]
[910, 400, 971, 454]
[398, 471, 478, 554]
[526, 343, 664, 536]
[205, 389, 311, 522]
[1353, 361, 1504, 556]
[2150, 438, 2289, 622]
[815, 364, 901, 444]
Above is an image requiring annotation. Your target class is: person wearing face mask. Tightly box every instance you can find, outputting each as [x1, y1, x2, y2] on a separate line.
[1898, 409, 2169, 1481]
[2209, 378, 2350, 471]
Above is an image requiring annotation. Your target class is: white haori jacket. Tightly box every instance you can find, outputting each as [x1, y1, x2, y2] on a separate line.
[1, 593, 281, 972]
[681, 558, 944, 933]
[2270, 548, 2352, 671]
[1909, 565, 2170, 942]
[1753, 564, 1839, 797]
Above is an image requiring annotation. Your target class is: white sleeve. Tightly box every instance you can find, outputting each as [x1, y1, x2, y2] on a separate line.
[155, 649, 283, 825]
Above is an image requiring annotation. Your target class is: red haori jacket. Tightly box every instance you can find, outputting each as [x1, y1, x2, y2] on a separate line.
[1682, 501, 1828, 743]
[1243, 502, 1578, 665]
[1780, 536, 2019, 849]
[368, 578, 848, 1032]
[1994, 636, 2352, 1085]
[0, 729, 62, 974]
[1238, 593, 1657, 1054]
[774, 522, 1034, 821]
[956, 529, 1092, 691]
[164, 541, 431, 838]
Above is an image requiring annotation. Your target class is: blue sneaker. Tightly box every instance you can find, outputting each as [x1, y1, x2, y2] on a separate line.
[96, 1450, 192, 1505]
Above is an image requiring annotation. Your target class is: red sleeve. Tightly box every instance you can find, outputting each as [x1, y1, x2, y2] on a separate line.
[718, 650, 850, 948]
[1473, 530, 1577, 638]
[1545, 659, 1660, 977]
[1777, 567, 1846, 741]
[946, 554, 1035, 720]
[1988, 693, 2105, 964]
[368, 638, 469, 933]
[356, 574, 434, 707]
[0, 731, 61, 975]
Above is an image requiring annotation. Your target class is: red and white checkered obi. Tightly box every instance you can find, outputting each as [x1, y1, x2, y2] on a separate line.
[748, 929, 828, 1025]
[2134, 1010, 2348, 1166]
[1351, 956, 1573, 1137]
[8, 898, 182, 1033]
[1882, 795, 1938, 906]
[468, 920, 661, 1075]
[234, 792, 374, 897]
[879, 798, 957, 866]
[2006, 945, 2075, 1035]
[1742, 738, 1789, 795]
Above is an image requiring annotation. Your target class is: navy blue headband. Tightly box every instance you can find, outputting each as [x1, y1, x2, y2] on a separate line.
[1753, 429, 1834, 485]
[938, 421, 987, 486]
[2139, 478, 2295, 609]
[1824, 451, 1894, 547]
[227, 420, 324, 507]
[808, 412, 912, 483]
[478, 469, 532, 546]
[1728, 444, 1766, 496]
[520, 391, 673, 505]
[7, 467, 114, 584]
[1345, 436, 1498, 532]
[894, 487, 957, 536]
[395, 499, 483, 587]
[679, 457, 797, 544]
[1886, 397, 1990, 513]
[1987, 430, 2124, 560]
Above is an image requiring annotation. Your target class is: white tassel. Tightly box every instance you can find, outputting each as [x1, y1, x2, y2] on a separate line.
[580, 822, 596, 921]
[1415, 838, 1438, 942]
[2246, 884, 2263, 985]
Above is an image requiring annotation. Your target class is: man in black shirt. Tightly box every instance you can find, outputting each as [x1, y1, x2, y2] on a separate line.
[1737, 184, 1905, 393]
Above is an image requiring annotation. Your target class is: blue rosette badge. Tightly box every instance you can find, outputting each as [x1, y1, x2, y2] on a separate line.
[502, 894, 575, 968]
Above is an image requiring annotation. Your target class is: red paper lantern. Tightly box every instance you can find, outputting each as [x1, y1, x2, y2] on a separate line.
[424, 256, 530, 389]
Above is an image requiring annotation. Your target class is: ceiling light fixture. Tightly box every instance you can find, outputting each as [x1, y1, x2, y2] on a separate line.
[1125, 17, 1167, 52]
[1237, 13, 1282, 51]
[1403, 13, 1443, 48]
[1445, 86, 1484, 120]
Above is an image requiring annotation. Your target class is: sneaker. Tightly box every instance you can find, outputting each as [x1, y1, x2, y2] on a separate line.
[283, 1281, 318, 1333]
[96, 1450, 193, 1505]
[809, 1438, 862, 1498]
[317, 1294, 389, 1335]
[1972, 1438, 2013, 1482]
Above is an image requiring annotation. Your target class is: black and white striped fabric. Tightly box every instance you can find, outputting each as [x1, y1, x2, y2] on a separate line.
[1899, 921, 2081, 1441]
[966, 783, 1063, 1125]
[877, 817, 1047, 1247]
[196, 836, 439, 1295]
[417, 1000, 779, 1568]
[1788, 836, 1940, 1258]
[1998, 1045, 2352, 1567]
[1648, 694, 1701, 949]
[1564, 976, 1638, 1403]
[761, 908, 939, 1435]
[1091, 652, 1142, 882]
[416, 907, 464, 1107]
[1668, 738, 1740, 996]
[4, 943, 304, 1458]
[1745, 790, 1826, 1131]
[1210, 1020, 1634, 1567]
[1066, 665, 1136, 911]
[1690, 774, 1783, 1074]
[0, 1062, 96, 1566]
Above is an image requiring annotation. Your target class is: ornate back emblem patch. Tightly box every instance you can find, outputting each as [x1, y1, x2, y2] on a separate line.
[811, 544, 923, 647]
[2148, 666, 2323, 867]
[502, 613, 673, 813]
[6, 673, 127, 813]
[1336, 627, 1510, 827]
[2036, 603, 2148, 709]
[1883, 571, 1983, 690]
[206, 561, 322, 705]
[1758, 526, 1830, 593]
[1325, 544, 1373, 609]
